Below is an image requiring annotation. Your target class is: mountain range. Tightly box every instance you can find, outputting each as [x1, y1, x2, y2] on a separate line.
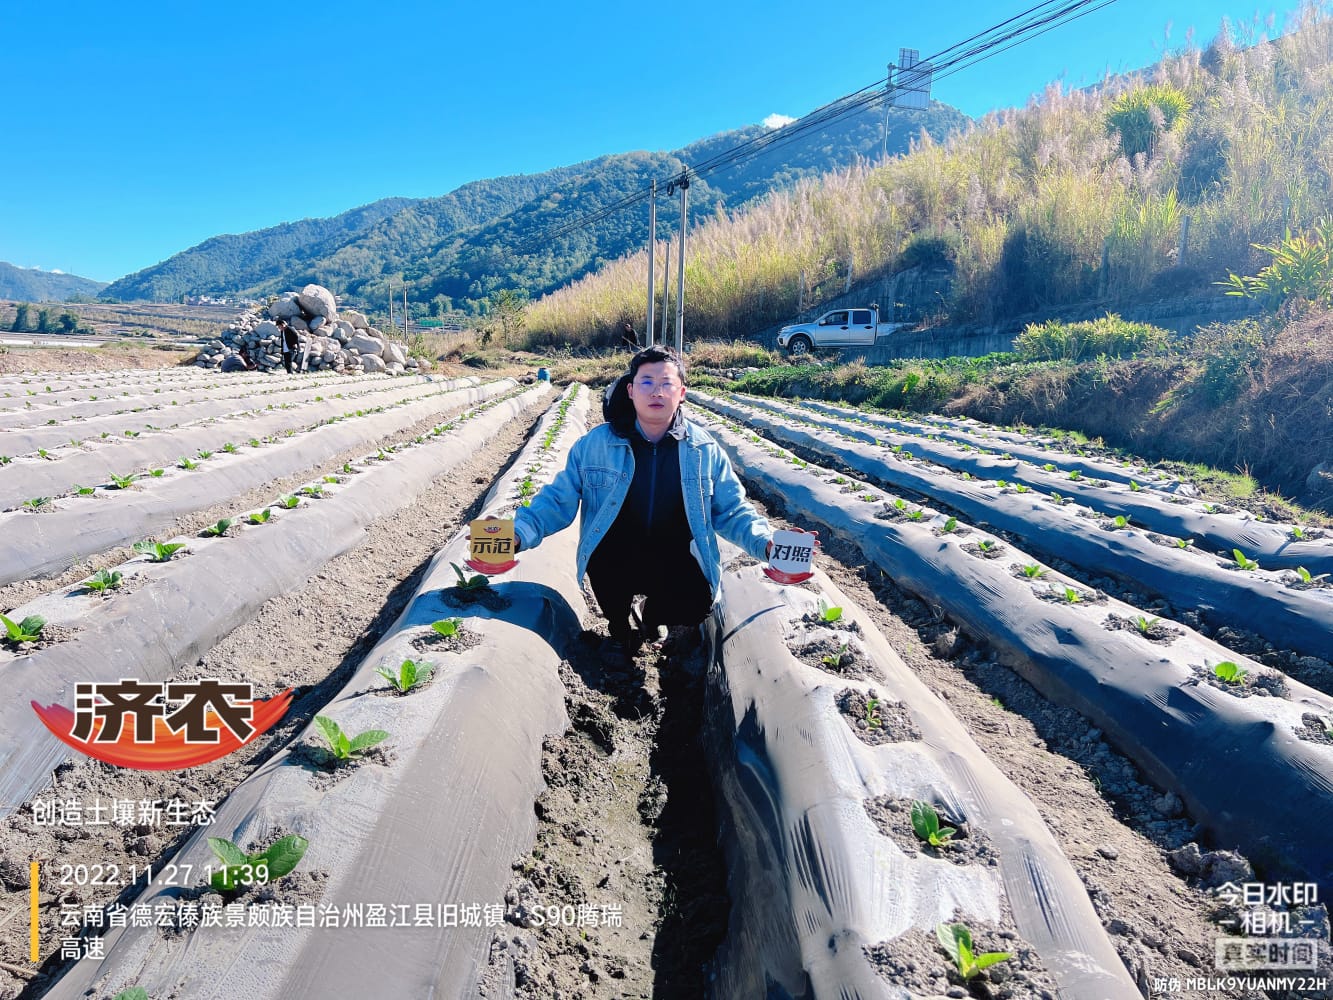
[100, 97, 971, 314]
[0, 262, 107, 302]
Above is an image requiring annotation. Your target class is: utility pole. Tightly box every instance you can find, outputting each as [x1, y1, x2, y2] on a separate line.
[403, 286, 409, 340]
[389, 285, 395, 331]
[646, 179, 657, 348]
[660, 233, 671, 346]
[668, 173, 689, 354]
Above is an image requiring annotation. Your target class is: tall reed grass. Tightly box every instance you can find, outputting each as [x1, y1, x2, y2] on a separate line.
[523, 3, 1333, 350]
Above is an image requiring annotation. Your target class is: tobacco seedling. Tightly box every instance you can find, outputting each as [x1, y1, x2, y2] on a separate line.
[73, 485, 95, 496]
[864, 697, 882, 729]
[431, 617, 464, 639]
[910, 801, 956, 847]
[960, 472, 973, 481]
[1295, 567, 1329, 585]
[1213, 661, 1249, 684]
[109, 473, 136, 490]
[941, 517, 959, 534]
[314, 715, 390, 761]
[451, 562, 489, 590]
[1232, 549, 1259, 571]
[1, 613, 46, 644]
[1112, 515, 1129, 529]
[1175, 537, 1195, 549]
[1022, 564, 1047, 579]
[247, 509, 272, 525]
[133, 540, 186, 563]
[1318, 715, 1333, 739]
[37, 448, 50, 460]
[1291, 526, 1306, 541]
[834, 476, 849, 485]
[817, 599, 843, 623]
[0, 456, 10, 465]
[1203, 503, 1218, 514]
[1129, 480, 1143, 491]
[377, 658, 434, 693]
[22, 496, 52, 510]
[148, 468, 165, 478]
[1013, 483, 1030, 494]
[907, 509, 925, 522]
[110, 988, 149, 1000]
[197, 449, 214, 460]
[123, 429, 139, 438]
[1043, 463, 1056, 472]
[978, 539, 997, 553]
[207, 833, 308, 892]
[936, 922, 1012, 980]
[996, 480, 1007, 488]
[302, 484, 324, 498]
[1062, 586, 1082, 603]
[1068, 470, 1083, 481]
[821, 642, 850, 669]
[893, 498, 906, 510]
[178, 456, 199, 470]
[342, 462, 354, 474]
[221, 442, 238, 454]
[1134, 616, 1160, 635]
[83, 569, 123, 594]
[1049, 492, 1064, 504]
[247, 438, 261, 448]
[278, 495, 301, 509]
[323, 475, 339, 484]
[201, 517, 233, 538]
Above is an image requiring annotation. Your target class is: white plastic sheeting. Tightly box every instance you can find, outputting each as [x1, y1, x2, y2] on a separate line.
[41, 386, 590, 1000]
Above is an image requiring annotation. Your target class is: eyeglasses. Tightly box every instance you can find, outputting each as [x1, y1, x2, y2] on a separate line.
[633, 378, 681, 394]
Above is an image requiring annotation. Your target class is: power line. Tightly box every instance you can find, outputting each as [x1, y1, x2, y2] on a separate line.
[511, 0, 1116, 256]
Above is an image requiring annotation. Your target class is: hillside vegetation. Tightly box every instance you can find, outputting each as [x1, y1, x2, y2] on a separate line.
[98, 101, 966, 317]
[0, 262, 106, 301]
[523, 6, 1333, 345]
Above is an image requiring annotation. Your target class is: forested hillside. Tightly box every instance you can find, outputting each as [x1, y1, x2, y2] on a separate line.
[99, 99, 968, 314]
[0, 262, 106, 301]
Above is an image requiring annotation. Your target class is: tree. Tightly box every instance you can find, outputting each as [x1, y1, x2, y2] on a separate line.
[489, 288, 527, 345]
[35, 308, 52, 334]
[11, 303, 31, 332]
[58, 311, 80, 334]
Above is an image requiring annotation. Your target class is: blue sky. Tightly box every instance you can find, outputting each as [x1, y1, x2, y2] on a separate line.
[0, 0, 1303, 283]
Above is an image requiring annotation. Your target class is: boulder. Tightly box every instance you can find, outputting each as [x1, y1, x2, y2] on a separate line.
[334, 319, 355, 338]
[309, 315, 326, 331]
[268, 295, 303, 320]
[385, 362, 405, 375]
[350, 333, 384, 357]
[343, 311, 369, 331]
[360, 354, 387, 373]
[297, 283, 338, 321]
[254, 320, 280, 340]
[417, 358, 432, 371]
[383, 341, 407, 366]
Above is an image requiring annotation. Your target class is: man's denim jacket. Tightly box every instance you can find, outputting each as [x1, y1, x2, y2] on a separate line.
[513, 417, 772, 596]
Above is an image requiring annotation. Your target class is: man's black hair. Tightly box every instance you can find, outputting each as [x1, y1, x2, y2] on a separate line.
[626, 345, 687, 382]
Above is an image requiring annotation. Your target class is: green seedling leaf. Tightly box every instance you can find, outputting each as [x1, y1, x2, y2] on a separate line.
[1, 613, 47, 643]
[978, 539, 996, 552]
[1129, 480, 1143, 491]
[1232, 549, 1259, 571]
[996, 480, 1007, 488]
[221, 442, 239, 453]
[133, 540, 186, 563]
[1014, 483, 1030, 493]
[1318, 715, 1333, 739]
[111, 987, 150, 1000]
[247, 509, 272, 525]
[377, 658, 435, 693]
[910, 801, 957, 847]
[200, 518, 233, 538]
[323, 475, 339, 484]
[73, 485, 95, 496]
[278, 495, 300, 509]
[1068, 470, 1082, 481]
[178, 456, 199, 470]
[941, 517, 958, 533]
[1113, 515, 1129, 529]
[342, 462, 354, 473]
[820, 642, 850, 669]
[301, 484, 323, 497]
[247, 438, 261, 448]
[1043, 463, 1056, 472]
[258, 834, 309, 881]
[1134, 616, 1160, 635]
[83, 569, 123, 594]
[1213, 661, 1249, 684]
[936, 922, 1012, 980]
[22, 496, 52, 510]
[431, 617, 463, 639]
[450, 562, 489, 590]
[864, 697, 882, 729]
[148, 468, 165, 478]
[109, 473, 136, 490]
[1291, 526, 1306, 540]
[907, 509, 925, 522]
[315, 715, 389, 760]
[1062, 586, 1082, 603]
[1175, 537, 1195, 549]
[197, 449, 214, 460]
[1022, 564, 1047, 579]
[893, 497, 906, 509]
[818, 599, 843, 623]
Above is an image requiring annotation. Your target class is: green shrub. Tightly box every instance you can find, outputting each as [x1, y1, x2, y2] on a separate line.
[1218, 218, 1333, 310]
[1105, 83, 1190, 159]
[1013, 314, 1171, 362]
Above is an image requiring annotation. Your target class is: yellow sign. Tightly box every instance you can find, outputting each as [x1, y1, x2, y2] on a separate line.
[467, 518, 518, 574]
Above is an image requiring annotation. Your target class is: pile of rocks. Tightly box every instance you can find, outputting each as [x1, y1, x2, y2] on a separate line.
[194, 283, 431, 376]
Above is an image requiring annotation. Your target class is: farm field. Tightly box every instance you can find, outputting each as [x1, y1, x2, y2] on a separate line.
[0, 360, 1330, 999]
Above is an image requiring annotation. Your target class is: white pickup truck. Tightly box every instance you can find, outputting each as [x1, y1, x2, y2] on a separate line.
[776, 306, 907, 355]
